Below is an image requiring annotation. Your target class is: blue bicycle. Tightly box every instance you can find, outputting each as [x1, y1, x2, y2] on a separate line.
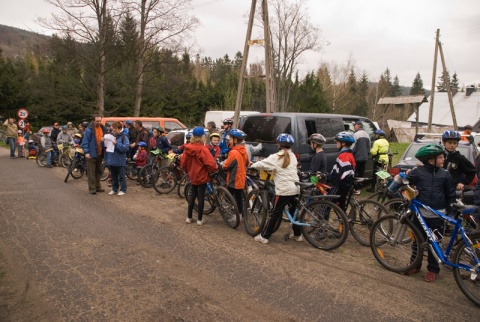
[370, 181, 480, 307]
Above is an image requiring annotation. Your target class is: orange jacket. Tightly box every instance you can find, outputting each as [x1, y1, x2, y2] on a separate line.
[223, 145, 248, 189]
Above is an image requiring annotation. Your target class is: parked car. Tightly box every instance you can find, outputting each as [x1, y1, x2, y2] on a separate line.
[32, 126, 54, 148]
[102, 117, 186, 132]
[167, 129, 209, 150]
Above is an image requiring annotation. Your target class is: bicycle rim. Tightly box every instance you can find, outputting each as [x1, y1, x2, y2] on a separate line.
[71, 160, 84, 179]
[349, 199, 390, 247]
[244, 189, 267, 236]
[153, 167, 177, 194]
[370, 215, 423, 273]
[186, 183, 216, 215]
[61, 154, 72, 168]
[36, 154, 46, 167]
[126, 164, 138, 180]
[300, 200, 349, 251]
[138, 165, 154, 188]
[216, 186, 240, 229]
[177, 174, 189, 199]
[100, 164, 110, 181]
[453, 233, 480, 307]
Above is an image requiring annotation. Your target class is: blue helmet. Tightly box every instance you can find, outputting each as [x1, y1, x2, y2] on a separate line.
[442, 130, 461, 141]
[374, 129, 386, 136]
[186, 131, 193, 139]
[229, 129, 247, 139]
[276, 133, 294, 147]
[137, 141, 147, 147]
[335, 131, 355, 143]
[192, 126, 205, 137]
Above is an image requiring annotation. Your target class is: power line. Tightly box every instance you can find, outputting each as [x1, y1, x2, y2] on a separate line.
[191, 0, 225, 9]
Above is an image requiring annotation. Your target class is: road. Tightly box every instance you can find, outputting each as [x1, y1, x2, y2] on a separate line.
[0, 147, 478, 321]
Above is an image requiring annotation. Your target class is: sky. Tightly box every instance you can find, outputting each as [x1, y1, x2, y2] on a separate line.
[1, 0, 479, 89]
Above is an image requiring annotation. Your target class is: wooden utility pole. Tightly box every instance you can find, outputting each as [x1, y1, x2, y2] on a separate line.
[262, 0, 276, 113]
[438, 41, 458, 130]
[427, 29, 440, 132]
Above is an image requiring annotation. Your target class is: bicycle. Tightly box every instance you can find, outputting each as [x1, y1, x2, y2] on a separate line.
[64, 147, 87, 182]
[243, 169, 273, 236]
[153, 154, 185, 194]
[57, 143, 73, 168]
[137, 149, 162, 188]
[370, 181, 480, 307]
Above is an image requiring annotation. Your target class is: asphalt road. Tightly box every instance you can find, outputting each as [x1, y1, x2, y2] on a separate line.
[0, 147, 478, 321]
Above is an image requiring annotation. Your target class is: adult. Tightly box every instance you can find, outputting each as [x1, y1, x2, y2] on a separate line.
[366, 129, 390, 192]
[130, 120, 149, 154]
[461, 125, 473, 142]
[442, 130, 476, 190]
[3, 117, 18, 158]
[219, 118, 233, 156]
[105, 122, 129, 196]
[81, 115, 107, 195]
[125, 120, 137, 158]
[351, 120, 371, 194]
[66, 122, 77, 138]
[206, 121, 219, 144]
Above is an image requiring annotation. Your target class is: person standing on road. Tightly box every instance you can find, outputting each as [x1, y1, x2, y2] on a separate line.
[106, 122, 129, 196]
[3, 117, 18, 159]
[351, 120, 370, 194]
[441, 130, 476, 190]
[131, 120, 150, 154]
[81, 115, 107, 195]
[366, 129, 390, 192]
[40, 128, 55, 168]
[206, 121, 219, 144]
[307, 133, 328, 175]
[219, 118, 233, 156]
[125, 120, 137, 158]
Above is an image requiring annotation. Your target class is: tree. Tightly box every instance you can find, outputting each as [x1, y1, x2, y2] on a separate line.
[410, 72, 425, 95]
[390, 75, 401, 97]
[451, 72, 459, 90]
[436, 70, 450, 92]
[352, 71, 368, 116]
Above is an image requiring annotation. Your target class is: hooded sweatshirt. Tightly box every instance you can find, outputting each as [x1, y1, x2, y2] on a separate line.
[223, 145, 248, 189]
[181, 143, 217, 185]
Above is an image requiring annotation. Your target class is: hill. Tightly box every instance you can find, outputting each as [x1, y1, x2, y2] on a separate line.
[0, 24, 50, 58]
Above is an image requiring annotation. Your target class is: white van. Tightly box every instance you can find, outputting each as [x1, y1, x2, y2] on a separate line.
[204, 111, 260, 128]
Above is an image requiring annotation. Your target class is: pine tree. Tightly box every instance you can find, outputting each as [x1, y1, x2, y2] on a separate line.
[436, 70, 450, 92]
[391, 75, 401, 97]
[410, 72, 425, 95]
[451, 72, 460, 90]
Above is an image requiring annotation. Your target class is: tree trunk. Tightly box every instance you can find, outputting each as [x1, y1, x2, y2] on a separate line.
[133, 57, 144, 117]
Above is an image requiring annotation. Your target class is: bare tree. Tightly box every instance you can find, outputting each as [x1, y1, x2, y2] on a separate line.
[39, 0, 121, 115]
[122, 0, 198, 116]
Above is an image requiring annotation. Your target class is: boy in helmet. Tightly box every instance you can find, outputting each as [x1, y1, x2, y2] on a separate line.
[307, 133, 327, 175]
[401, 143, 456, 282]
[441, 130, 476, 190]
[208, 132, 221, 158]
[40, 128, 55, 168]
[366, 129, 390, 192]
[219, 118, 233, 156]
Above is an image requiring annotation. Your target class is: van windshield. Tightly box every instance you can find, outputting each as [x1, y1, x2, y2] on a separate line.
[242, 116, 291, 142]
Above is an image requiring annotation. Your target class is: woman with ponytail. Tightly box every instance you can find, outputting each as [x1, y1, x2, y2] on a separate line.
[250, 133, 301, 244]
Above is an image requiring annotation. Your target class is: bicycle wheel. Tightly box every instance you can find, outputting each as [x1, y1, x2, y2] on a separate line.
[126, 163, 138, 180]
[244, 189, 267, 236]
[64, 159, 75, 182]
[452, 232, 480, 307]
[370, 214, 424, 273]
[384, 198, 407, 215]
[216, 186, 240, 229]
[61, 153, 72, 168]
[299, 200, 349, 251]
[71, 160, 85, 179]
[100, 163, 110, 181]
[177, 174, 189, 199]
[153, 166, 177, 194]
[36, 153, 46, 167]
[138, 164, 154, 188]
[184, 182, 216, 215]
[348, 199, 390, 247]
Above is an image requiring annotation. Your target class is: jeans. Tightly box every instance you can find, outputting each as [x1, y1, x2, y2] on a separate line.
[46, 150, 55, 166]
[110, 165, 127, 193]
[7, 137, 16, 157]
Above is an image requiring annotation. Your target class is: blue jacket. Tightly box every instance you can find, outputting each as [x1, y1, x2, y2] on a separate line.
[105, 131, 129, 166]
[156, 135, 172, 154]
[81, 122, 107, 158]
[219, 129, 231, 155]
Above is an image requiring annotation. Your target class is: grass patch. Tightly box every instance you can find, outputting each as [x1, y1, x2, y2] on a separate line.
[0, 142, 7, 148]
[389, 142, 409, 166]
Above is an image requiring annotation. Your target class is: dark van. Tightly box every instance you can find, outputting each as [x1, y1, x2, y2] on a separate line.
[239, 113, 377, 176]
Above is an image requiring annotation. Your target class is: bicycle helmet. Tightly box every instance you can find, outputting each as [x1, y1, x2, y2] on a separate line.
[137, 141, 147, 147]
[308, 133, 326, 145]
[17, 130, 23, 134]
[276, 133, 294, 147]
[42, 128, 51, 134]
[374, 129, 386, 136]
[229, 129, 247, 139]
[156, 126, 165, 133]
[209, 132, 221, 139]
[441, 130, 461, 142]
[192, 126, 205, 137]
[415, 143, 446, 163]
[74, 133, 82, 138]
[186, 131, 193, 139]
[222, 118, 233, 125]
[334, 131, 355, 143]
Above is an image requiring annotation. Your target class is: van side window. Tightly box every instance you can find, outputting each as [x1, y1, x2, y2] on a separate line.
[305, 118, 344, 144]
[165, 121, 183, 132]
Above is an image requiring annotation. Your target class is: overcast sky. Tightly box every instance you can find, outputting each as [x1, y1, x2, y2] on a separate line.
[1, 0, 479, 89]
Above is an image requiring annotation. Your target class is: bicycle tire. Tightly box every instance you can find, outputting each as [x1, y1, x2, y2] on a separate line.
[216, 186, 240, 228]
[36, 153, 46, 167]
[452, 232, 480, 307]
[100, 163, 110, 181]
[64, 160, 76, 182]
[370, 214, 424, 273]
[153, 166, 177, 194]
[61, 154, 72, 168]
[367, 191, 392, 204]
[244, 189, 267, 236]
[384, 198, 407, 215]
[70, 160, 85, 179]
[138, 164, 154, 188]
[126, 163, 138, 180]
[348, 199, 390, 247]
[299, 200, 349, 251]
[177, 174, 189, 199]
[184, 182, 216, 215]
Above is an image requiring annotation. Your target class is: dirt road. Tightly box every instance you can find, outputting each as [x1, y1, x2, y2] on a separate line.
[0, 148, 478, 321]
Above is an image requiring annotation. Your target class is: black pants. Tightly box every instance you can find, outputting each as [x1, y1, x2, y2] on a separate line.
[354, 161, 366, 190]
[370, 161, 383, 190]
[411, 216, 444, 274]
[262, 195, 301, 239]
[227, 187, 244, 215]
[188, 184, 206, 221]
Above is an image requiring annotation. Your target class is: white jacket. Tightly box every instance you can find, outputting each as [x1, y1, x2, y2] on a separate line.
[251, 149, 299, 196]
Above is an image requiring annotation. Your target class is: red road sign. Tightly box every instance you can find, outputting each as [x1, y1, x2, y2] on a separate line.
[18, 119, 26, 129]
[17, 108, 29, 119]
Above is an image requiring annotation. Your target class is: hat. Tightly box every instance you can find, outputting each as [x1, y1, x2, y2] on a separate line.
[62, 126, 68, 130]
[54, 122, 59, 126]
[125, 120, 132, 125]
[192, 126, 205, 137]
[67, 122, 73, 126]
[354, 120, 363, 126]
[17, 130, 23, 134]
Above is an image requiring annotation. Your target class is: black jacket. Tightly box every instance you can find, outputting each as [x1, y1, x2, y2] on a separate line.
[444, 150, 476, 186]
[407, 164, 456, 212]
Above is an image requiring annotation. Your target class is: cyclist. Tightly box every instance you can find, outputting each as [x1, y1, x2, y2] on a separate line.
[327, 131, 356, 211]
[40, 128, 55, 168]
[306, 133, 327, 175]
[366, 129, 390, 192]
[251, 133, 301, 244]
[223, 129, 248, 217]
[219, 118, 233, 156]
[441, 130, 476, 190]
[208, 132, 221, 159]
[181, 126, 218, 226]
[57, 126, 73, 146]
[403, 144, 456, 282]
[134, 141, 148, 168]
[174, 131, 192, 155]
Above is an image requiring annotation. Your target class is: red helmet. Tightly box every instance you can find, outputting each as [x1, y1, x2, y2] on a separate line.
[42, 128, 51, 134]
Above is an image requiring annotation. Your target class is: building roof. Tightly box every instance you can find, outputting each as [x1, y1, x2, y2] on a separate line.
[407, 91, 480, 127]
[378, 95, 427, 105]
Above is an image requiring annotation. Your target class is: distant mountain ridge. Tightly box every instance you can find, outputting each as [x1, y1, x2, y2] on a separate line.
[0, 24, 50, 57]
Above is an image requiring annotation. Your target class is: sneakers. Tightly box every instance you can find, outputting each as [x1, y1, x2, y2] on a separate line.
[186, 217, 194, 224]
[289, 234, 304, 242]
[197, 219, 206, 226]
[424, 271, 437, 282]
[405, 267, 421, 276]
[353, 190, 361, 195]
[108, 191, 116, 195]
[117, 191, 126, 196]
[254, 234, 269, 244]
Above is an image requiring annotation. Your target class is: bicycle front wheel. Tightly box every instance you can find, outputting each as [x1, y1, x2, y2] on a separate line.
[216, 186, 240, 229]
[36, 153, 46, 167]
[126, 163, 138, 180]
[299, 200, 349, 251]
[452, 232, 480, 307]
[370, 214, 424, 273]
[153, 166, 177, 194]
[138, 165, 154, 188]
[244, 189, 267, 236]
[61, 154, 72, 168]
[185, 183, 216, 215]
[348, 199, 390, 247]
[70, 160, 85, 179]
[100, 163, 110, 181]
[177, 174, 189, 199]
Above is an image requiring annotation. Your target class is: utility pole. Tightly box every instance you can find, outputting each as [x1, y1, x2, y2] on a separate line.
[427, 29, 440, 132]
[438, 41, 458, 130]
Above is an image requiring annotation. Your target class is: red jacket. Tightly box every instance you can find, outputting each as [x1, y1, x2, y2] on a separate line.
[223, 145, 248, 189]
[181, 143, 217, 185]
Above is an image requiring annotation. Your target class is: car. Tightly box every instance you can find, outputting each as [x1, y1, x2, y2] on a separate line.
[167, 128, 209, 150]
[390, 134, 478, 178]
[32, 126, 53, 147]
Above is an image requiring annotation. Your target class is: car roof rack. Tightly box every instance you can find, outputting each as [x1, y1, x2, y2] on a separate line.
[413, 133, 442, 142]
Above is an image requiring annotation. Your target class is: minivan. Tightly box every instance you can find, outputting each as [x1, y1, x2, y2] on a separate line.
[239, 113, 377, 176]
[101, 117, 186, 132]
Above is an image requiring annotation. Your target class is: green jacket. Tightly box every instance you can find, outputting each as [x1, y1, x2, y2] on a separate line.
[3, 120, 18, 138]
[370, 138, 389, 164]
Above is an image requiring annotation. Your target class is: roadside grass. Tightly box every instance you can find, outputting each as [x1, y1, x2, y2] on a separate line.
[390, 142, 410, 165]
[0, 142, 7, 148]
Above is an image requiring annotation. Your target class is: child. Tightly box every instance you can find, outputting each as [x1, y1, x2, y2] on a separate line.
[328, 132, 356, 211]
[307, 133, 327, 175]
[441, 130, 476, 190]
[17, 130, 26, 158]
[40, 128, 55, 168]
[223, 129, 248, 217]
[208, 132, 221, 159]
[135, 141, 148, 168]
[403, 144, 456, 282]
[181, 126, 218, 226]
[173, 131, 192, 155]
[251, 133, 301, 244]
[27, 139, 38, 159]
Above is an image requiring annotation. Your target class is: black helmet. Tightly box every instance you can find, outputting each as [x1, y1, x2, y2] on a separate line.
[308, 133, 326, 145]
